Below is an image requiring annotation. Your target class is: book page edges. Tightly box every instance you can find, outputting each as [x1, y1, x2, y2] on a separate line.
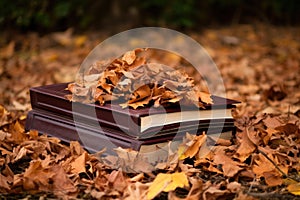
[140, 108, 233, 132]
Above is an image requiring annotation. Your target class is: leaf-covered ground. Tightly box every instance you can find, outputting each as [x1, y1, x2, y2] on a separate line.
[0, 25, 300, 199]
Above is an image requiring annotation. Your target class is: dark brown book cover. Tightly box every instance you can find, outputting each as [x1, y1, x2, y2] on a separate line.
[29, 83, 239, 138]
[25, 109, 236, 153]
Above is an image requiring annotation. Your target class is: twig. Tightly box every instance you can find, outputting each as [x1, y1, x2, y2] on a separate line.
[258, 148, 288, 178]
[247, 175, 257, 194]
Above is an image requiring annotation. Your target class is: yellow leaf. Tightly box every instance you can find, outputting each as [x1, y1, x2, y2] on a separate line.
[164, 172, 189, 192]
[177, 144, 186, 159]
[287, 182, 300, 196]
[147, 172, 189, 199]
[74, 35, 87, 47]
[147, 173, 171, 199]
[283, 178, 298, 185]
[13, 121, 24, 133]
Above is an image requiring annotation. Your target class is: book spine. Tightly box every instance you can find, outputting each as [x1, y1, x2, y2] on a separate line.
[30, 87, 142, 136]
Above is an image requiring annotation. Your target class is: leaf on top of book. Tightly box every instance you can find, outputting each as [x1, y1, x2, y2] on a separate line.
[67, 48, 213, 109]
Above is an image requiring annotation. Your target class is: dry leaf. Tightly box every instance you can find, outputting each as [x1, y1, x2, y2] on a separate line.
[122, 50, 136, 65]
[108, 170, 128, 192]
[234, 129, 256, 162]
[213, 151, 243, 177]
[124, 182, 149, 200]
[180, 133, 207, 160]
[67, 48, 213, 109]
[202, 184, 228, 200]
[147, 172, 189, 199]
[287, 182, 300, 196]
[0, 41, 15, 59]
[71, 151, 87, 174]
[263, 169, 283, 187]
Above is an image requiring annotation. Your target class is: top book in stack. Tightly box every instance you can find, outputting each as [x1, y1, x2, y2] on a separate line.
[29, 83, 239, 139]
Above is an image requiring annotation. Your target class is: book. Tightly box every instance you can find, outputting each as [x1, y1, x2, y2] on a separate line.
[25, 108, 235, 154]
[29, 83, 239, 138]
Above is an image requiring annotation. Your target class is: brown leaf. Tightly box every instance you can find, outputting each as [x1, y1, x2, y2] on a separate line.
[276, 123, 299, 136]
[108, 170, 128, 192]
[213, 151, 243, 177]
[252, 153, 277, 178]
[23, 161, 55, 190]
[264, 84, 287, 101]
[70, 141, 85, 156]
[0, 41, 15, 59]
[51, 165, 77, 195]
[263, 169, 283, 187]
[124, 182, 149, 200]
[128, 85, 151, 104]
[0, 174, 11, 192]
[263, 115, 283, 129]
[71, 151, 87, 174]
[67, 48, 213, 109]
[227, 181, 241, 193]
[0, 166, 14, 192]
[185, 177, 203, 200]
[202, 184, 228, 200]
[0, 105, 10, 127]
[234, 129, 256, 162]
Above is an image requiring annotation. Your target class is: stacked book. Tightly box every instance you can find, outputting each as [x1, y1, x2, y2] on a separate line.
[25, 83, 239, 155]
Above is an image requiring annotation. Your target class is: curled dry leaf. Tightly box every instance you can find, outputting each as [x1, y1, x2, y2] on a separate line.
[180, 133, 207, 160]
[67, 48, 213, 109]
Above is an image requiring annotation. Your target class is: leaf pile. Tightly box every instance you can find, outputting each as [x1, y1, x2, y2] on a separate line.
[67, 48, 213, 109]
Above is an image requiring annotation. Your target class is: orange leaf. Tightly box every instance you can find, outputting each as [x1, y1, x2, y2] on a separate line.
[71, 152, 87, 174]
[235, 129, 256, 162]
[180, 134, 207, 160]
[122, 50, 136, 65]
[263, 170, 283, 187]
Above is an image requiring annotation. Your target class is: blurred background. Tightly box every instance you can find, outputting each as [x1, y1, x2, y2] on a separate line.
[0, 0, 299, 116]
[0, 0, 299, 33]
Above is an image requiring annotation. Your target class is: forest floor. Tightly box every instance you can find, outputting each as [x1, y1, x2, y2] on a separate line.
[0, 24, 300, 199]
